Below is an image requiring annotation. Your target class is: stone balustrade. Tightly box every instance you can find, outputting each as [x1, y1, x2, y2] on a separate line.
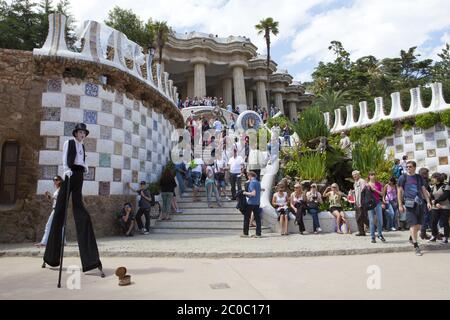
[33, 13, 179, 107]
[324, 82, 450, 133]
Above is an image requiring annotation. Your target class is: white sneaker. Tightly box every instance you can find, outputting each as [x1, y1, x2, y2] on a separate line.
[144, 231, 150, 235]
[391, 227, 397, 231]
[316, 228, 322, 233]
[141, 229, 147, 234]
[176, 209, 183, 213]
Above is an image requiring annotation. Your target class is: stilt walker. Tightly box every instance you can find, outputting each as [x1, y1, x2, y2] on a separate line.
[43, 123, 105, 286]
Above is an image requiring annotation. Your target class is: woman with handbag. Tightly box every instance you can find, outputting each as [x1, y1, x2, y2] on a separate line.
[290, 183, 307, 235]
[272, 185, 290, 235]
[323, 183, 350, 234]
[306, 183, 323, 234]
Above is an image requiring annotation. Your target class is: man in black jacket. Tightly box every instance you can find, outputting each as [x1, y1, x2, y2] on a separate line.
[43, 123, 104, 277]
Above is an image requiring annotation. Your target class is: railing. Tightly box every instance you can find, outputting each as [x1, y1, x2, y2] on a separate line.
[33, 13, 179, 107]
[324, 82, 450, 133]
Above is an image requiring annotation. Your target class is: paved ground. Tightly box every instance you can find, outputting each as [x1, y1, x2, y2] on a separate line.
[1, 230, 448, 258]
[1, 250, 449, 300]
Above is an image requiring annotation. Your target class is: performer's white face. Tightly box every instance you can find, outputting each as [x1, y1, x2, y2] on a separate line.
[75, 130, 86, 142]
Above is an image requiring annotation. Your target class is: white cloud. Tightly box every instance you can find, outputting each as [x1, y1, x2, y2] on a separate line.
[283, 0, 450, 68]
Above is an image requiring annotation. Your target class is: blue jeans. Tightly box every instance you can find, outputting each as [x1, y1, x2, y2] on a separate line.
[308, 208, 320, 231]
[175, 171, 186, 195]
[368, 202, 383, 238]
[385, 202, 397, 230]
[420, 205, 431, 234]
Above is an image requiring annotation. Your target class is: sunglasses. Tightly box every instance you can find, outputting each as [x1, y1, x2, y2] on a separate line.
[406, 166, 414, 168]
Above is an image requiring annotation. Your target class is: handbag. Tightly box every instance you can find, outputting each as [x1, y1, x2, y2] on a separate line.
[404, 199, 415, 209]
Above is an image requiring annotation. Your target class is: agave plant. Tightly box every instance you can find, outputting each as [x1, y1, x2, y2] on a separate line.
[295, 107, 330, 144]
[351, 135, 386, 178]
[285, 152, 326, 182]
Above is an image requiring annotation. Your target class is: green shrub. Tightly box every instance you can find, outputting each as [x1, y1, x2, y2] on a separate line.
[285, 152, 326, 182]
[349, 127, 365, 142]
[266, 116, 294, 130]
[148, 182, 160, 195]
[295, 107, 330, 142]
[401, 120, 414, 131]
[352, 135, 386, 178]
[415, 112, 440, 129]
[369, 119, 394, 140]
[440, 109, 450, 127]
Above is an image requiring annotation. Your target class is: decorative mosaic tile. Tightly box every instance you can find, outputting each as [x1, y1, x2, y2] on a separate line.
[425, 132, 435, 142]
[44, 136, 59, 150]
[147, 150, 152, 161]
[84, 167, 95, 181]
[85, 83, 99, 97]
[140, 161, 145, 171]
[153, 141, 158, 150]
[405, 136, 413, 144]
[396, 145, 404, 153]
[133, 100, 139, 111]
[99, 153, 111, 167]
[157, 154, 162, 163]
[66, 95, 80, 108]
[414, 126, 422, 135]
[124, 157, 131, 170]
[43, 107, 61, 121]
[84, 138, 97, 152]
[158, 133, 162, 141]
[83, 110, 98, 124]
[125, 108, 132, 120]
[437, 139, 447, 148]
[124, 132, 132, 145]
[153, 120, 158, 130]
[101, 100, 112, 113]
[114, 116, 123, 129]
[113, 169, 122, 182]
[47, 79, 62, 92]
[115, 91, 124, 104]
[132, 170, 138, 183]
[140, 138, 146, 149]
[100, 125, 112, 140]
[158, 113, 162, 121]
[417, 158, 426, 167]
[141, 115, 146, 126]
[114, 142, 122, 155]
[439, 157, 449, 165]
[427, 149, 436, 158]
[152, 163, 157, 171]
[415, 142, 424, 151]
[133, 123, 139, 135]
[132, 146, 139, 159]
[147, 128, 152, 139]
[99, 182, 110, 196]
[40, 165, 58, 180]
[406, 151, 414, 160]
[435, 123, 445, 132]
[64, 122, 77, 136]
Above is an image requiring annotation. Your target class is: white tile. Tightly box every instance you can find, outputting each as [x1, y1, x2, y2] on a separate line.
[80, 96, 101, 111]
[438, 164, 450, 173]
[83, 181, 99, 196]
[425, 158, 438, 168]
[40, 121, 64, 136]
[39, 150, 62, 165]
[139, 125, 147, 138]
[60, 107, 83, 123]
[59, 136, 71, 150]
[435, 131, 448, 140]
[111, 128, 124, 143]
[139, 105, 147, 114]
[62, 82, 84, 96]
[139, 149, 146, 161]
[98, 87, 115, 101]
[131, 159, 140, 171]
[132, 110, 140, 123]
[150, 173, 157, 183]
[424, 141, 436, 150]
[147, 116, 153, 130]
[110, 182, 125, 195]
[437, 148, 448, 157]
[123, 144, 133, 157]
[112, 102, 125, 117]
[132, 135, 140, 147]
[36, 180, 55, 195]
[152, 152, 158, 163]
[96, 167, 113, 181]
[96, 140, 114, 154]
[86, 124, 100, 139]
[42, 92, 65, 107]
[122, 170, 132, 183]
[413, 134, 424, 143]
[97, 112, 114, 127]
[145, 161, 152, 171]
[123, 119, 133, 133]
[85, 152, 99, 167]
[138, 172, 146, 182]
[123, 96, 133, 108]
[111, 155, 123, 169]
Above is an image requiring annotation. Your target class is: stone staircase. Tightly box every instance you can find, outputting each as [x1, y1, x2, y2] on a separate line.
[151, 188, 271, 234]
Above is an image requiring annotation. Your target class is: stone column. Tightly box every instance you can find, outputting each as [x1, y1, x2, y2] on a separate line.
[256, 80, 268, 111]
[274, 92, 284, 114]
[215, 86, 222, 100]
[231, 63, 247, 111]
[194, 63, 206, 98]
[222, 78, 233, 106]
[187, 75, 194, 98]
[246, 90, 254, 109]
[288, 101, 298, 122]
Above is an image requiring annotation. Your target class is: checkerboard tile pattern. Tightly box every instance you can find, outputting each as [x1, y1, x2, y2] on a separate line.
[37, 80, 176, 196]
[383, 124, 450, 174]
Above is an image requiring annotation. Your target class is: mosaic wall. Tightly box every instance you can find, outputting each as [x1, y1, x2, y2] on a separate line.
[382, 124, 450, 173]
[37, 79, 175, 196]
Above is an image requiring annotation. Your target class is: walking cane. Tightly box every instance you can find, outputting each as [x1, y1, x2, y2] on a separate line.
[57, 175, 71, 288]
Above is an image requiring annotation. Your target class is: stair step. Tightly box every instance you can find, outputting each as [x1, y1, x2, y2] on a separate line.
[154, 221, 245, 228]
[150, 226, 270, 234]
[178, 202, 237, 209]
[170, 214, 243, 221]
[178, 197, 233, 202]
[176, 208, 241, 214]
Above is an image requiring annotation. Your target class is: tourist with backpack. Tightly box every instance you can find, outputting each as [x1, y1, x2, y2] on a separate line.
[397, 161, 432, 256]
[392, 159, 403, 179]
[366, 172, 386, 243]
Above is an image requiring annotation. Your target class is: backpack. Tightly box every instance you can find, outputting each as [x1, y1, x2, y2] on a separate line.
[361, 186, 376, 210]
[393, 165, 403, 178]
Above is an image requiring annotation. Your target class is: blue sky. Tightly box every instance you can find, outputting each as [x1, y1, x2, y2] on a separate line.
[29, 0, 450, 82]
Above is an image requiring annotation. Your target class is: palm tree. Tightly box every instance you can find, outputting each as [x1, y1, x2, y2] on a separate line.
[313, 90, 350, 113]
[255, 17, 279, 108]
[152, 20, 171, 65]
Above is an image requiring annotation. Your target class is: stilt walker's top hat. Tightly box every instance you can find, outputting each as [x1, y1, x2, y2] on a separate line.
[72, 123, 90, 137]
